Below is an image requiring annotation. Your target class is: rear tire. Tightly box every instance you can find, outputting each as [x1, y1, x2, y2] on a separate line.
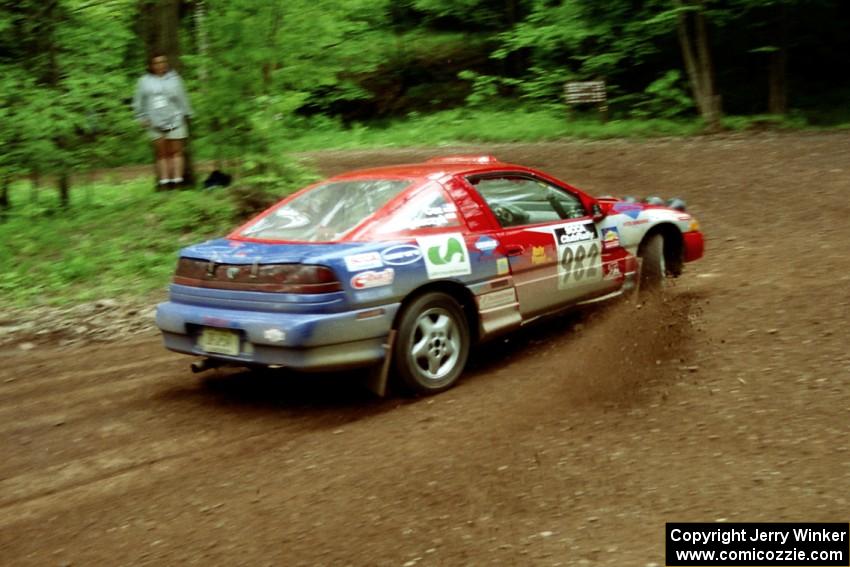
[639, 233, 667, 291]
[392, 292, 470, 395]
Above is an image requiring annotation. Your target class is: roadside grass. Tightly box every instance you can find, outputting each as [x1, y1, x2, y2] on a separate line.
[278, 108, 703, 152]
[0, 180, 239, 308]
[263, 106, 829, 154]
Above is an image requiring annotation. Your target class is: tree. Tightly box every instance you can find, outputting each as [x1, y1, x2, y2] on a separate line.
[139, 0, 182, 68]
[0, 0, 139, 209]
[673, 0, 722, 129]
[193, 0, 393, 161]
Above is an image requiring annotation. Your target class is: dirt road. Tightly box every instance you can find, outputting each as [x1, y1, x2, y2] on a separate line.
[2, 133, 848, 566]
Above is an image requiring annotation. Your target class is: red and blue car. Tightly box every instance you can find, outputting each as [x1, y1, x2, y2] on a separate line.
[156, 155, 704, 394]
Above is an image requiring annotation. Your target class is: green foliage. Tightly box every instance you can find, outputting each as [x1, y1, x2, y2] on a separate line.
[497, 0, 670, 87]
[0, 179, 238, 307]
[229, 152, 319, 219]
[457, 71, 521, 107]
[191, 0, 394, 161]
[0, 0, 142, 182]
[627, 70, 695, 119]
[282, 107, 702, 151]
[1, 0, 850, 192]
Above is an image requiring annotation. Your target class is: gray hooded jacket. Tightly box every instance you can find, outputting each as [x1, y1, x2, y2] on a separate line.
[132, 71, 193, 131]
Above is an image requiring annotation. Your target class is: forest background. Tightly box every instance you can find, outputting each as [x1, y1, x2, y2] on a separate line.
[1, 0, 849, 306]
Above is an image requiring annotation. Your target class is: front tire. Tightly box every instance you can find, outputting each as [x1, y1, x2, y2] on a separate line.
[393, 292, 470, 395]
[639, 233, 667, 291]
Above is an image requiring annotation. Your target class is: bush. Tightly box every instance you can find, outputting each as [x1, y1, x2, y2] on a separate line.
[628, 70, 695, 119]
[228, 153, 319, 220]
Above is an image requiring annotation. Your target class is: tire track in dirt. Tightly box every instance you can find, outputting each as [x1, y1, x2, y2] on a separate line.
[0, 410, 356, 529]
[0, 367, 390, 506]
[0, 354, 179, 401]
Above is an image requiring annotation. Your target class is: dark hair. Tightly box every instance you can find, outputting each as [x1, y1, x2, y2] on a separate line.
[147, 53, 168, 72]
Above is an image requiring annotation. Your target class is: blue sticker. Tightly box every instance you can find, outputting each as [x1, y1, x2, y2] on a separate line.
[381, 244, 423, 266]
[474, 236, 499, 255]
[612, 201, 643, 220]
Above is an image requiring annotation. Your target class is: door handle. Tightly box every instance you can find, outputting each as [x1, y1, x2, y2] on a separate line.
[504, 244, 526, 257]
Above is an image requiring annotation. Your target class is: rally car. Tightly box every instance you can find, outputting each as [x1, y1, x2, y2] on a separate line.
[156, 155, 704, 394]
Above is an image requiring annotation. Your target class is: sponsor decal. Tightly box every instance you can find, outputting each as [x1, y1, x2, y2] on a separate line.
[601, 227, 620, 250]
[554, 222, 597, 245]
[474, 236, 499, 254]
[477, 288, 517, 311]
[603, 262, 623, 280]
[425, 203, 457, 217]
[417, 234, 472, 279]
[612, 201, 643, 220]
[531, 246, 549, 265]
[496, 257, 510, 275]
[263, 328, 286, 343]
[350, 268, 395, 289]
[677, 214, 691, 221]
[381, 244, 423, 266]
[344, 252, 383, 272]
[623, 218, 649, 227]
[411, 215, 451, 229]
[411, 204, 459, 229]
[553, 222, 602, 289]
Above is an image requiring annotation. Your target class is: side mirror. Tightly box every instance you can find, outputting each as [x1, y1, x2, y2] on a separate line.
[591, 202, 606, 222]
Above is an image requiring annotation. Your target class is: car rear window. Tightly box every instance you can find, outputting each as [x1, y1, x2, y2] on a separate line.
[237, 179, 411, 242]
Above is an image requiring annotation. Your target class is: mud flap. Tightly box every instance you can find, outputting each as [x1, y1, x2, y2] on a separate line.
[364, 329, 396, 398]
[633, 257, 643, 295]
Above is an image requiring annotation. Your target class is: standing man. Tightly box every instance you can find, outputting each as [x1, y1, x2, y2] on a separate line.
[133, 54, 193, 188]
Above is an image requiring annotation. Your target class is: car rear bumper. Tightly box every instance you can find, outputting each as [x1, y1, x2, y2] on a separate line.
[156, 300, 401, 370]
[683, 231, 704, 263]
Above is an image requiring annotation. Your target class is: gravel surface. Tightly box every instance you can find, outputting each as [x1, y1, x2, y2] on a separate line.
[1, 132, 848, 566]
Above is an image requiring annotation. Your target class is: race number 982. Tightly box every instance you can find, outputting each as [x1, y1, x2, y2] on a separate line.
[558, 242, 600, 288]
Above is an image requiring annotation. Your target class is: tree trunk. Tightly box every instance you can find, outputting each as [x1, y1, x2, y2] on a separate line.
[45, 1, 74, 205]
[194, 0, 209, 81]
[58, 172, 70, 210]
[0, 176, 10, 221]
[141, 0, 182, 70]
[768, 50, 787, 115]
[768, 5, 788, 115]
[675, 0, 723, 131]
[503, 0, 524, 78]
[30, 170, 40, 203]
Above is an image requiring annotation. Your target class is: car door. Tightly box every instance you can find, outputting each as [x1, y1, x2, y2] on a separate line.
[466, 173, 614, 317]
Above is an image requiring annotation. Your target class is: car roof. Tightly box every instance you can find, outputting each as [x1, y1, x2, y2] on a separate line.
[327, 155, 531, 182]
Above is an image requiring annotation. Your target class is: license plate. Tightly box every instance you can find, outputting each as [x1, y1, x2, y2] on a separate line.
[198, 327, 240, 356]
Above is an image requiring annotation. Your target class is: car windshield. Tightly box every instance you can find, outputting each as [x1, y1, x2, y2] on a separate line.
[237, 179, 411, 242]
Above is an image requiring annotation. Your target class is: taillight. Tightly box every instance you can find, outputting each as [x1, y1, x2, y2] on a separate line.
[174, 258, 342, 293]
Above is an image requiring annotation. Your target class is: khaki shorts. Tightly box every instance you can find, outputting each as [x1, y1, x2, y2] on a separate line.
[149, 119, 189, 141]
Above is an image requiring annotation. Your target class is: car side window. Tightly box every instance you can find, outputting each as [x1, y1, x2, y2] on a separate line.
[375, 184, 461, 234]
[471, 176, 587, 228]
